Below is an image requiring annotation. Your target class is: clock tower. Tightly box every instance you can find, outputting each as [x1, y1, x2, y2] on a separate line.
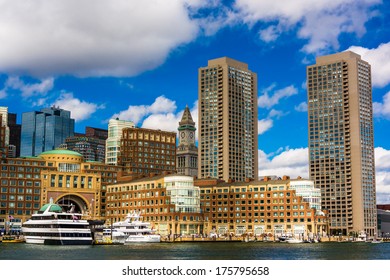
[176, 106, 198, 177]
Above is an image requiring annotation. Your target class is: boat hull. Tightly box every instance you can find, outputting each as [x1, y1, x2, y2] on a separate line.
[25, 237, 92, 245]
[125, 235, 161, 243]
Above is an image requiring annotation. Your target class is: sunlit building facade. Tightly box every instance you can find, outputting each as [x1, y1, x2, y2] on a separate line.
[105, 119, 134, 165]
[307, 51, 377, 236]
[106, 174, 204, 236]
[198, 57, 258, 182]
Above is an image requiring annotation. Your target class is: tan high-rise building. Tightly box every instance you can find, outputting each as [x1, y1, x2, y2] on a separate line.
[307, 51, 377, 236]
[198, 57, 258, 182]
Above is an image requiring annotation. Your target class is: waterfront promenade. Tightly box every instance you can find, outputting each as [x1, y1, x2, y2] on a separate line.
[160, 235, 390, 243]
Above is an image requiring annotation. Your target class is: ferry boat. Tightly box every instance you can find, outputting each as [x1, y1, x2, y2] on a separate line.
[22, 200, 93, 245]
[112, 211, 161, 243]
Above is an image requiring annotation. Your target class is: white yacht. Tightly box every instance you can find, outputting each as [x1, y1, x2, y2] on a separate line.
[101, 228, 127, 244]
[112, 211, 161, 243]
[22, 200, 93, 245]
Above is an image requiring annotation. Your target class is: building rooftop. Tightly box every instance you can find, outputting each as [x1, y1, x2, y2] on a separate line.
[39, 149, 83, 157]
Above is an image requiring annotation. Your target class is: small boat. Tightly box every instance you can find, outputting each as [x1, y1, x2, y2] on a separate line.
[286, 238, 303, 244]
[1, 235, 25, 243]
[112, 211, 161, 243]
[277, 234, 291, 242]
[371, 239, 383, 244]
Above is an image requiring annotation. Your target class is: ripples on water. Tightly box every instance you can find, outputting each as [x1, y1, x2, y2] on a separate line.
[1, 242, 389, 260]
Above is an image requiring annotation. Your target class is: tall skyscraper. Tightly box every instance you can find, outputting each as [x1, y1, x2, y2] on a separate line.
[198, 57, 258, 181]
[21, 106, 75, 157]
[105, 118, 134, 165]
[307, 51, 377, 236]
[177, 106, 198, 177]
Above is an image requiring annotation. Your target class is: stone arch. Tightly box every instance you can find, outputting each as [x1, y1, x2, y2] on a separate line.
[55, 194, 89, 214]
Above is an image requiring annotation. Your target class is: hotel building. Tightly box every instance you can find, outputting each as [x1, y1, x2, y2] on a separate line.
[198, 57, 258, 181]
[307, 51, 377, 236]
[196, 177, 329, 238]
[0, 149, 123, 232]
[106, 174, 204, 236]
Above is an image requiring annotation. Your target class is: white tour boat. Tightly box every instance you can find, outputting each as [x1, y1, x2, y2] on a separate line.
[22, 200, 93, 245]
[112, 211, 161, 243]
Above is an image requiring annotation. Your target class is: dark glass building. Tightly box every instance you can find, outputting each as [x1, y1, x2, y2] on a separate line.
[21, 106, 75, 157]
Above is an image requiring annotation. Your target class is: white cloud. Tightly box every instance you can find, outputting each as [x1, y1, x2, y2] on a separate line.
[295, 102, 308, 112]
[375, 147, 390, 204]
[142, 113, 180, 133]
[258, 84, 298, 108]
[0, 0, 203, 77]
[54, 92, 104, 122]
[268, 109, 286, 119]
[2, 76, 54, 98]
[259, 25, 279, 42]
[258, 146, 390, 204]
[142, 100, 199, 136]
[373, 91, 390, 119]
[112, 96, 177, 125]
[258, 118, 273, 135]
[258, 147, 309, 179]
[348, 43, 390, 88]
[375, 147, 390, 171]
[0, 90, 6, 99]
[234, 0, 380, 54]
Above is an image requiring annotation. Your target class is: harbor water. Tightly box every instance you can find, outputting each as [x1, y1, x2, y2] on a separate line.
[1, 241, 390, 260]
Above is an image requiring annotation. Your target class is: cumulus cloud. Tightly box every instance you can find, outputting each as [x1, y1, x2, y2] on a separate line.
[142, 100, 199, 135]
[54, 92, 105, 122]
[375, 147, 390, 203]
[258, 147, 309, 179]
[295, 102, 308, 112]
[348, 43, 390, 88]
[258, 118, 273, 135]
[1, 76, 54, 98]
[234, 0, 380, 54]
[258, 84, 298, 108]
[112, 96, 177, 125]
[0, 0, 203, 77]
[258, 146, 390, 203]
[373, 91, 390, 119]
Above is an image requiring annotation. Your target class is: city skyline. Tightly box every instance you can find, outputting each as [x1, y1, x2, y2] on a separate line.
[0, 1, 389, 203]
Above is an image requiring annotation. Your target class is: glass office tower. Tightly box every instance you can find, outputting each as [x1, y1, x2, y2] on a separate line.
[21, 106, 75, 157]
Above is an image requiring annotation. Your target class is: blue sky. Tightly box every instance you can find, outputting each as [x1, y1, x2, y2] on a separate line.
[1, 0, 390, 202]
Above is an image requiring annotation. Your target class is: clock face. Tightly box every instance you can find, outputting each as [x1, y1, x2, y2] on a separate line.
[181, 132, 185, 138]
[189, 132, 194, 139]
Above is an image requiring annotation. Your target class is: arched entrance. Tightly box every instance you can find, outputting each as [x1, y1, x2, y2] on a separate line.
[56, 195, 89, 214]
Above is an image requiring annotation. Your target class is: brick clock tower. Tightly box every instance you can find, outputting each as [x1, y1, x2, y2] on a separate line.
[176, 106, 198, 177]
